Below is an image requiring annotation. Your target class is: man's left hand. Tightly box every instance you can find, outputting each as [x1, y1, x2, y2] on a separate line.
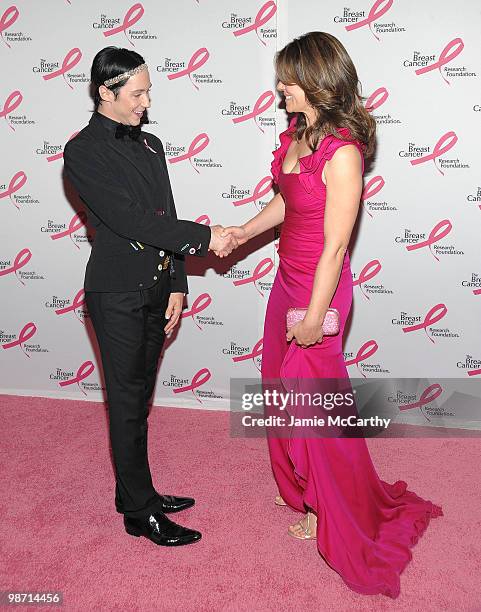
[164, 292, 184, 335]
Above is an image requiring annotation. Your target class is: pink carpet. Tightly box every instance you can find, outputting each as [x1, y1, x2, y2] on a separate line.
[1, 394, 480, 611]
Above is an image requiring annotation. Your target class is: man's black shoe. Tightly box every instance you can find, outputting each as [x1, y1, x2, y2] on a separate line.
[158, 494, 195, 514]
[124, 512, 201, 546]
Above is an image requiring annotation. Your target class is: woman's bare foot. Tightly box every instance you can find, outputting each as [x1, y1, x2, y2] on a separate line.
[275, 495, 287, 506]
[288, 512, 317, 540]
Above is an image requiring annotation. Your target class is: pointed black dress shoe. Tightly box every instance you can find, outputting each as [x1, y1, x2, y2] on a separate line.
[124, 511, 201, 546]
[158, 494, 195, 514]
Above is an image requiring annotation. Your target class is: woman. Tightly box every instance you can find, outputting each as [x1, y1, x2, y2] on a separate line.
[222, 32, 443, 598]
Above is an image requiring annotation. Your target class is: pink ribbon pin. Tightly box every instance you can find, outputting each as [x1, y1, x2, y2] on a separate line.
[233, 257, 274, 296]
[365, 87, 388, 112]
[232, 90, 275, 133]
[194, 214, 210, 225]
[59, 360, 95, 396]
[168, 133, 209, 173]
[42, 48, 82, 90]
[345, 0, 393, 41]
[398, 383, 442, 422]
[47, 131, 79, 162]
[402, 303, 447, 343]
[233, 176, 272, 207]
[0, 247, 31, 285]
[0, 5, 19, 48]
[353, 259, 382, 300]
[410, 131, 457, 176]
[0, 170, 27, 209]
[232, 338, 263, 372]
[181, 293, 212, 330]
[361, 175, 385, 217]
[103, 3, 144, 46]
[233, 1, 277, 46]
[345, 340, 379, 378]
[167, 47, 210, 90]
[415, 38, 464, 85]
[1, 90, 22, 131]
[173, 367, 211, 403]
[2, 321, 36, 357]
[406, 219, 452, 261]
[50, 211, 87, 249]
[55, 289, 86, 325]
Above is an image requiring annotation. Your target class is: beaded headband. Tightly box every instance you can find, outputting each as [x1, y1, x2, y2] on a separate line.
[103, 63, 147, 87]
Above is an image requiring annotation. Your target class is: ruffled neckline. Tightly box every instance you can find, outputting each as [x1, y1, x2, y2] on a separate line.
[271, 115, 360, 193]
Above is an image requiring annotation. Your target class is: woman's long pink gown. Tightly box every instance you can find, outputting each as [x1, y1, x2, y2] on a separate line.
[262, 115, 443, 599]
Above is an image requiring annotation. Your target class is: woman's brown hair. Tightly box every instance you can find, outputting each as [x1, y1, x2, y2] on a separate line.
[276, 31, 376, 158]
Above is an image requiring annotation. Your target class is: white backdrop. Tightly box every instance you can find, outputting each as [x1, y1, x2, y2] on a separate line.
[1, 0, 480, 410]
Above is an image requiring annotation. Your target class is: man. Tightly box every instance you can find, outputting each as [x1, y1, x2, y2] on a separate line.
[63, 46, 235, 547]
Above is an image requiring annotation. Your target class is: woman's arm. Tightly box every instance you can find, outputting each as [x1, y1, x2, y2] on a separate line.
[288, 144, 363, 347]
[221, 191, 285, 245]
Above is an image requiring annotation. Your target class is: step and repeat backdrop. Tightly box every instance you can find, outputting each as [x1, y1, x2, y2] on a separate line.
[1, 0, 480, 413]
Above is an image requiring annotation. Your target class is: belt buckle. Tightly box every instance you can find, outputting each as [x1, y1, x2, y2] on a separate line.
[162, 255, 170, 270]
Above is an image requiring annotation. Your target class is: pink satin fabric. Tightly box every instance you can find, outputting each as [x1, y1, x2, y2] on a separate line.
[262, 115, 443, 598]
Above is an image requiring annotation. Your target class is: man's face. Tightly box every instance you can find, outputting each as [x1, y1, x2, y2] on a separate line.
[100, 68, 152, 126]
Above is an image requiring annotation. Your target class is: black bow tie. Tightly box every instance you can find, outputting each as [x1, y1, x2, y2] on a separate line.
[115, 123, 141, 140]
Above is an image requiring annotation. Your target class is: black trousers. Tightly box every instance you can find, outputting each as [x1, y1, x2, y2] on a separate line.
[86, 271, 171, 518]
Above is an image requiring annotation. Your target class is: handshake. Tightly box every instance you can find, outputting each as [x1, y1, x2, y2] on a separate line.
[208, 224, 249, 258]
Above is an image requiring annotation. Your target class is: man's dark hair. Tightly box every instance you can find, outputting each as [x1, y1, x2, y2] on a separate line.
[90, 46, 145, 110]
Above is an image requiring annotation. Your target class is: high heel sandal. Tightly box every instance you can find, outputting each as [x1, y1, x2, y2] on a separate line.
[275, 495, 287, 506]
[288, 512, 317, 540]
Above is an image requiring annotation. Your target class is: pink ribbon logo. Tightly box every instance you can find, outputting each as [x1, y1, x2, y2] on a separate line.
[42, 48, 82, 90]
[103, 3, 144, 47]
[353, 259, 382, 300]
[0, 170, 27, 209]
[194, 214, 210, 225]
[167, 47, 210, 90]
[55, 289, 86, 325]
[399, 382, 443, 422]
[406, 219, 452, 261]
[0, 248, 31, 285]
[59, 360, 95, 396]
[50, 211, 87, 249]
[233, 258, 274, 296]
[402, 303, 447, 343]
[365, 87, 388, 112]
[0, 5, 19, 48]
[345, 0, 393, 41]
[410, 131, 457, 176]
[168, 133, 210, 173]
[173, 367, 211, 403]
[415, 38, 464, 85]
[232, 90, 275, 133]
[232, 338, 263, 372]
[181, 293, 212, 330]
[2, 321, 36, 357]
[1, 90, 22, 131]
[233, 1, 277, 46]
[361, 175, 384, 217]
[47, 131, 79, 162]
[345, 340, 379, 378]
[233, 176, 272, 208]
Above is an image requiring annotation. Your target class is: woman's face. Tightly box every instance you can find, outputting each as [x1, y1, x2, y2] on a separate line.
[276, 80, 309, 114]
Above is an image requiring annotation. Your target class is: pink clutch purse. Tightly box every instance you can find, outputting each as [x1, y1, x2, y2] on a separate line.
[286, 307, 340, 336]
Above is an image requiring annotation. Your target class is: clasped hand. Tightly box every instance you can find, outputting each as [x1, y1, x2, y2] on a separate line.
[209, 225, 248, 258]
[286, 319, 324, 348]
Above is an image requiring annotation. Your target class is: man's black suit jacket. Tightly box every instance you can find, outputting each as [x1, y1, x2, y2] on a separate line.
[63, 112, 211, 293]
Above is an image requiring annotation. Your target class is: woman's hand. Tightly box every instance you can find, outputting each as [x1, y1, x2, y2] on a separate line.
[221, 225, 249, 246]
[286, 319, 323, 348]
[164, 292, 184, 336]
